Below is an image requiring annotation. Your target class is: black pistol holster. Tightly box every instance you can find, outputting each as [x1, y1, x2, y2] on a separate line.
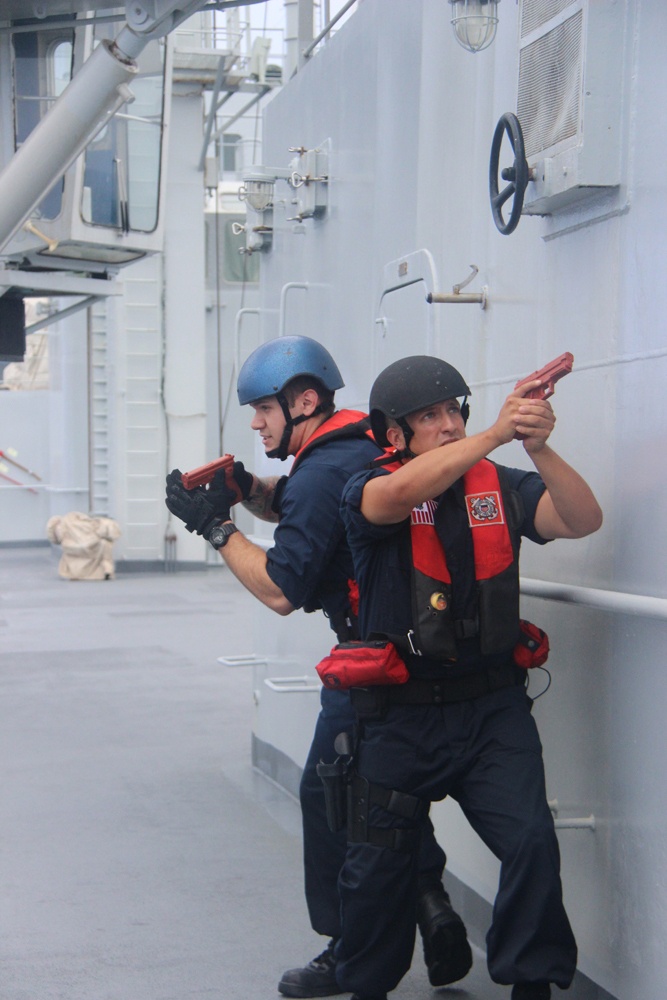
[316, 731, 425, 851]
[315, 730, 354, 833]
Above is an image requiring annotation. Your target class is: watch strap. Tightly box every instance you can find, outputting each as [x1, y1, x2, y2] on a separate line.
[209, 521, 239, 550]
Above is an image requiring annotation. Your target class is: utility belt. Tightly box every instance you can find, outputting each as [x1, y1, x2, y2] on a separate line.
[349, 660, 525, 718]
[316, 620, 549, 692]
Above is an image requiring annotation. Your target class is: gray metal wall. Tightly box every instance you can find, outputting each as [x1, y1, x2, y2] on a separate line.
[248, 3, 667, 998]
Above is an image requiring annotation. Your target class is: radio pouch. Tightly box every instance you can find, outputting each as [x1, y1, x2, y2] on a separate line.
[513, 619, 550, 669]
[315, 639, 410, 690]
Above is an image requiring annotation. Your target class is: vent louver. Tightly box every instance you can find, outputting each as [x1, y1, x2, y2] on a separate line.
[517, 0, 624, 217]
[518, 10, 583, 158]
[520, 0, 575, 37]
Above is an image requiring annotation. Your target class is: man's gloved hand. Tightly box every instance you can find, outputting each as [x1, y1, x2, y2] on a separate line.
[231, 460, 254, 502]
[165, 469, 222, 539]
[206, 467, 239, 522]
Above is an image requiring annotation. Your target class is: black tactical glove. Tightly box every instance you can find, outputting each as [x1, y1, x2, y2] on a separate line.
[231, 460, 254, 502]
[165, 469, 223, 539]
[206, 467, 239, 521]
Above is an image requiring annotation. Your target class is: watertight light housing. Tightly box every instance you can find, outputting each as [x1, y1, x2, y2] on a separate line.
[240, 176, 275, 212]
[449, 0, 500, 53]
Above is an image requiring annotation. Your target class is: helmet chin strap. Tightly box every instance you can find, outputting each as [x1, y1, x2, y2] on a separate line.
[266, 392, 324, 461]
[395, 417, 416, 459]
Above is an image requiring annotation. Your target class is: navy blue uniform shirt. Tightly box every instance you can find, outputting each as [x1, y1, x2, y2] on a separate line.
[266, 433, 382, 629]
[341, 463, 549, 678]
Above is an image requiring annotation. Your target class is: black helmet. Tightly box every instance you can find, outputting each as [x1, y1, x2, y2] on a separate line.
[369, 355, 471, 447]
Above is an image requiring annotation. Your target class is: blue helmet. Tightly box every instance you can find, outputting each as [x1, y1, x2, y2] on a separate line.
[237, 336, 344, 405]
[237, 336, 344, 460]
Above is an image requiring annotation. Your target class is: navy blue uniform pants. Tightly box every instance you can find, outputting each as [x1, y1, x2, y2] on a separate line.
[300, 686, 447, 937]
[335, 684, 577, 996]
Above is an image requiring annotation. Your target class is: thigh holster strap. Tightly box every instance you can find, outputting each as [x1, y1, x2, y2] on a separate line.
[347, 772, 424, 852]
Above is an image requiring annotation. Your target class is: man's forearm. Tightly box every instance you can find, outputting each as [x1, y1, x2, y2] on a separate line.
[361, 428, 504, 524]
[241, 475, 282, 523]
[219, 528, 294, 614]
[531, 445, 603, 539]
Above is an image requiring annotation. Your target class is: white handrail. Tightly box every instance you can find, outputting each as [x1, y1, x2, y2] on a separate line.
[278, 282, 309, 338]
[264, 675, 320, 693]
[521, 577, 667, 622]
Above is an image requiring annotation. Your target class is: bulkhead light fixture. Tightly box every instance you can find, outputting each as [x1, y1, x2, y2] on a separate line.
[449, 0, 500, 53]
[239, 174, 275, 212]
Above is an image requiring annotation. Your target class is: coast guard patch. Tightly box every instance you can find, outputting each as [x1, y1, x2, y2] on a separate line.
[465, 491, 504, 527]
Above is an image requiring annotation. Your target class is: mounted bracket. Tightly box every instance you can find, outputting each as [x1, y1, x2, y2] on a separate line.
[235, 165, 292, 254]
[426, 265, 488, 309]
[286, 140, 330, 222]
[548, 799, 596, 831]
[235, 142, 330, 250]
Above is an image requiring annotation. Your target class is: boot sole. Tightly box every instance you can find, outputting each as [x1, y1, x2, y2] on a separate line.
[277, 978, 343, 998]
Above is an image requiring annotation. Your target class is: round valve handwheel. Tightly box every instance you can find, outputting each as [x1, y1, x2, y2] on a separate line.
[489, 112, 530, 235]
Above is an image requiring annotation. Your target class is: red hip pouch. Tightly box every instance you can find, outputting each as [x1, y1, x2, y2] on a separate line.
[316, 639, 410, 690]
[513, 619, 550, 669]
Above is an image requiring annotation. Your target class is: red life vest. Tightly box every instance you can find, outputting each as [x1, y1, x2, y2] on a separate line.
[291, 410, 376, 473]
[384, 457, 521, 660]
[289, 410, 381, 638]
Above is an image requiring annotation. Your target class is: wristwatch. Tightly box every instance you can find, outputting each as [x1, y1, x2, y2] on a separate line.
[208, 522, 239, 550]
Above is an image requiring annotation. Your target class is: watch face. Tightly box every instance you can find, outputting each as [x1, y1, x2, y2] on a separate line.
[210, 523, 236, 549]
[210, 526, 227, 548]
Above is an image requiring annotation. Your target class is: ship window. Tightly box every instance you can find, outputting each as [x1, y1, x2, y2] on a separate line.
[222, 215, 260, 283]
[206, 214, 259, 286]
[81, 27, 166, 234]
[222, 134, 242, 174]
[50, 39, 73, 97]
[11, 21, 75, 220]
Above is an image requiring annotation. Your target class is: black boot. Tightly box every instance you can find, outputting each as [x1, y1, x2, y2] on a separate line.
[278, 939, 342, 998]
[511, 984, 551, 1000]
[416, 882, 473, 986]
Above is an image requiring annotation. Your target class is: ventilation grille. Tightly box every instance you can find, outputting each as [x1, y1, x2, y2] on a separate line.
[520, 0, 576, 37]
[517, 10, 583, 158]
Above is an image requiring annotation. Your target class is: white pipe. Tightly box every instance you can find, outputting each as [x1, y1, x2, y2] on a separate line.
[278, 282, 309, 338]
[25, 297, 100, 336]
[303, 0, 357, 58]
[549, 799, 596, 830]
[283, 0, 299, 78]
[0, 484, 89, 493]
[0, 38, 139, 253]
[520, 577, 667, 622]
[234, 307, 261, 374]
[554, 816, 596, 830]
